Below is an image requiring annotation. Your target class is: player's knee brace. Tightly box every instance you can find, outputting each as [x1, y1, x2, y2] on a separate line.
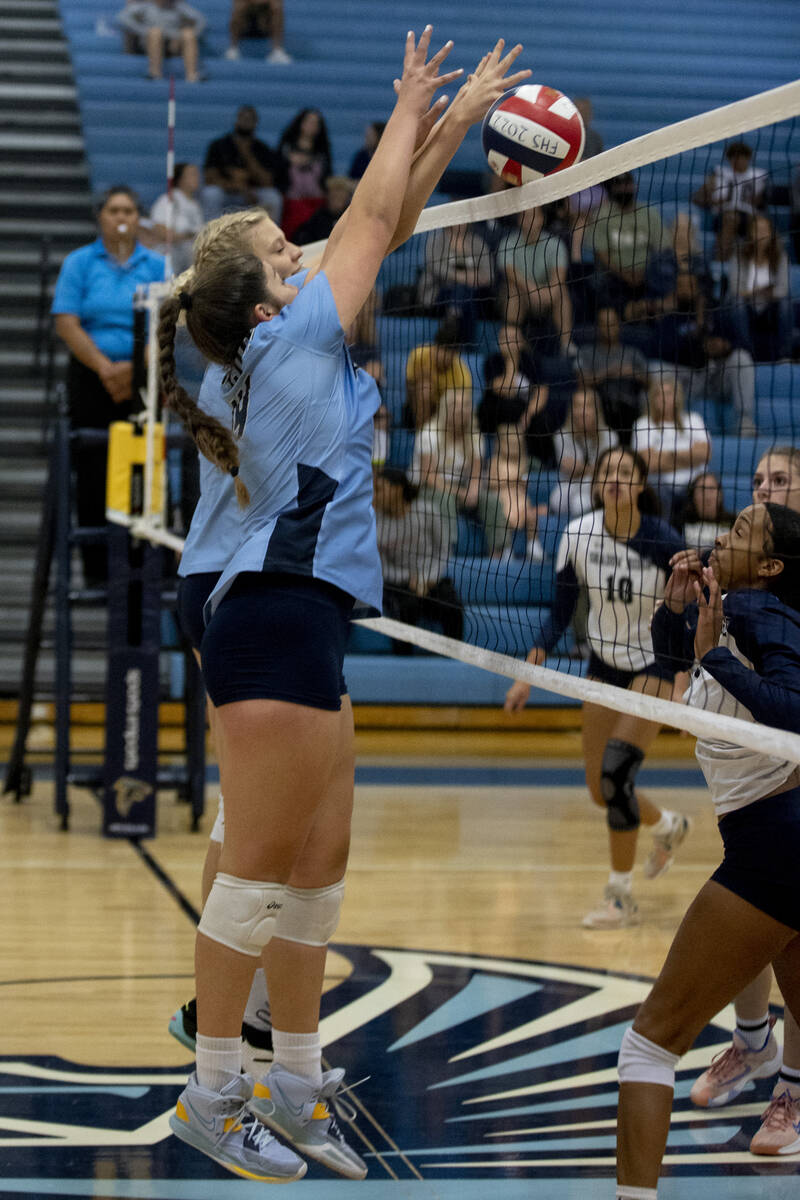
[209, 793, 225, 845]
[618, 1026, 679, 1088]
[601, 738, 644, 831]
[197, 873, 285, 957]
[275, 878, 345, 947]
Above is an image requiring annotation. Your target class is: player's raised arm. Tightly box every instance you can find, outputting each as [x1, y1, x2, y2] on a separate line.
[321, 26, 462, 330]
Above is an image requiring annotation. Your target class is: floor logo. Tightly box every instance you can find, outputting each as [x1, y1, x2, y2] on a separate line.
[0, 945, 791, 1197]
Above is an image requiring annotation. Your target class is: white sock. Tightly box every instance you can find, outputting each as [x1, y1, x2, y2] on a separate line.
[736, 1013, 771, 1051]
[609, 870, 634, 893]
[617, 1187, 658, 1200]
[196, 1033, 242, 1092]
[244, 968, 271, 1030]
[272, 1029, 322, 1088]
[650, 810, 674, 837]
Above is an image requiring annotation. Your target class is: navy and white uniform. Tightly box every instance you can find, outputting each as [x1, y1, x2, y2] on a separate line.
[652, 589, 800, 929]
[537, 509, 684, 684]
[196, 270, 382, 710]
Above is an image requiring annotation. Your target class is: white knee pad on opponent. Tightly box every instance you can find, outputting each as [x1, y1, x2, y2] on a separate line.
[198, 873, 285, 957]
[618, 1026, 680, 1088]
[209, 793, 225, 845]
[275, 878, 345, 946]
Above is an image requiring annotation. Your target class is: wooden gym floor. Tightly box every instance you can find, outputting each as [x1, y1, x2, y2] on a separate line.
[1, 713, 798, 1197]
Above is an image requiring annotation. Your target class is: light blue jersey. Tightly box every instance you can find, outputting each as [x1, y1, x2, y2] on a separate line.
[204, 271, 382, 618]
[179, 269, 309, 578]
[178, 364, 241, 577]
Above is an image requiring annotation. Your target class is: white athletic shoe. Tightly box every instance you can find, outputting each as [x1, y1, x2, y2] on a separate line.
[169, 1071, 307, 1181]
[690, 1021, 781, 1107]
[249, 1064, 367, 1179]
[582, 885, 640, 929]
[224, 45, 240, 59]
[643, 812, 692, 880]
[266, 46, 292, 64]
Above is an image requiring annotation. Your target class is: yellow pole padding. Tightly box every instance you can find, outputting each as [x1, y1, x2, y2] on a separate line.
[106, 421, 165, 522]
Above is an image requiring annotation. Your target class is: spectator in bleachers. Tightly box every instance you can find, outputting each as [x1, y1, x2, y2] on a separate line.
[201, 105, 284, 222]
[675, 471, 735, 550]
[478, 323, 558, 467]
[374, 467, 464, 653]
[641, 212, 713, 305]
[628, 268, 757, 434]
[348, 121, 385, 180]
[416, 221, 495, 337]
[576, 306, 649, 443]
[278, 108, 333, 239]
[408, 384, 482, 519]
[589, 172, 665, 316]
[51, 185, 165, 585]
[117, 0, 206, 82]
[293, 175, 355, 245]
[497, 205, 574, 358]
[692, 141, 768, 264]
[403, 314, 471, 430]
[549, 385, 619, 518]
[723, 213, 793, 361]
[632, 374, 711, 523]
[225, 0, 291, 64]
[482, 423, 545, 562]
[147, 162, 203, 272]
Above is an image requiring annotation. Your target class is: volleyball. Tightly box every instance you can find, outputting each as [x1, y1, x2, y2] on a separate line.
[481, 84, 586, 185]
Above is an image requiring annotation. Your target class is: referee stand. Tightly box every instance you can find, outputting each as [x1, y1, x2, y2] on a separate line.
[4, 393, 207, 836]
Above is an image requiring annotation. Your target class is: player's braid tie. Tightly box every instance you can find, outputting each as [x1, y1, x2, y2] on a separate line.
[157, 296, 250, 507]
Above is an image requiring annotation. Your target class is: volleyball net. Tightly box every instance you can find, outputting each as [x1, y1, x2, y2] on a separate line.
[120, 79, 800, 765]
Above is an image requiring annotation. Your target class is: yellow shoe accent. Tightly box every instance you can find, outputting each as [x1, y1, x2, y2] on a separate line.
[175, 1100, 188, 1123]
[312, 1102, 330, 1120]
[253, 1082, 272, 1100]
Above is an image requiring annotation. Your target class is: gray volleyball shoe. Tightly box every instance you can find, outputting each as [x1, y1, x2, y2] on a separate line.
[169, 1070, 307, 1182]
[249, 1064, 368, 1179]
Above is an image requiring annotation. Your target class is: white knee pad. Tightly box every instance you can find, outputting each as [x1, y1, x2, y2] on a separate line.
[275, 878, 345, 947]
[198, 873, 285, 957]
[618, 1026, 680, 1088]
[209, 793, 225, 844]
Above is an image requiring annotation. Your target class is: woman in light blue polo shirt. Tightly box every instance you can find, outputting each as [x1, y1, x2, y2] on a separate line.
[52, 184, 164, 583]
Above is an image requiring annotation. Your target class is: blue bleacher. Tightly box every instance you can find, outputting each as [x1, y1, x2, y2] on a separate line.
[58, 0, 800, 701]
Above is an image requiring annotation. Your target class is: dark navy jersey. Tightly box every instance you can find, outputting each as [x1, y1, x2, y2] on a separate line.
[652, 589, 800, 812]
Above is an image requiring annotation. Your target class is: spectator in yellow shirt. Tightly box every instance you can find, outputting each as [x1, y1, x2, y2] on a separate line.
[403, 314, 472, 430]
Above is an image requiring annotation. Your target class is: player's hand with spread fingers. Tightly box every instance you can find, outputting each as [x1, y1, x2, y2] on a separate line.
[394, 26, 464, 119]
[450, 39, 532, 126]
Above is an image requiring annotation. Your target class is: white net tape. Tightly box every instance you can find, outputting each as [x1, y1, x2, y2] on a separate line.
[123, 80, 800, 766]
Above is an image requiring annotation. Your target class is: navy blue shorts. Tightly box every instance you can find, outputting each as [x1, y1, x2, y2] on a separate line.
[711, 785, 800, 931]
[587, 651, 675, 690]
[201, 572, 353, 711]
[176, 571, 221, 652]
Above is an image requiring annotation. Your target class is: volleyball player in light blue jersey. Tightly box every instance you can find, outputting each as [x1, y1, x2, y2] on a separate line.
[157, 32, 532, 1183]
[204, 272, 383, 627]
[169, 224, 307, 1072]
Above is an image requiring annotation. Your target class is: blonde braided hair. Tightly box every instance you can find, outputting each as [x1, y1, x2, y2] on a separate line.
[158, 209, 277, 508]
